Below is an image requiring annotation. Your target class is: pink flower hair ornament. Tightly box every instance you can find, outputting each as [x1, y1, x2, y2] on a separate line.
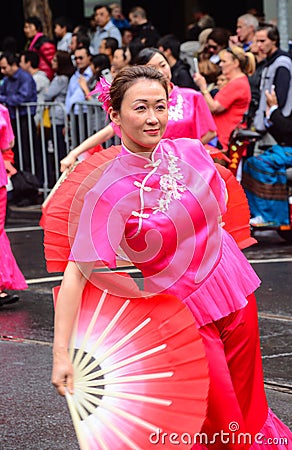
[88, 77, 112, 113]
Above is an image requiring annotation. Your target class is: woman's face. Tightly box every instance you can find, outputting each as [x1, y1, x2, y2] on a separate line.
[111, 79, 168, 154]
[145, 53, 172, 82]
[219, 50, 238, 78]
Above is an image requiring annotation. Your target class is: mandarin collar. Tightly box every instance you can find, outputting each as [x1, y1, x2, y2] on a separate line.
[118, 142, 164, 168]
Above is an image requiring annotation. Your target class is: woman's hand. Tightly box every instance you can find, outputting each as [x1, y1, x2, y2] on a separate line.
[60, 151, 77, 172]
[193, 73, 208, 92]
[52, 349, 74, 396]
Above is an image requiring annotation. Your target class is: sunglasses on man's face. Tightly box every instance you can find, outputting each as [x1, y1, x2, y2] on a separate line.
[207, 44, 218, 50]
[74, 56, 84, 61]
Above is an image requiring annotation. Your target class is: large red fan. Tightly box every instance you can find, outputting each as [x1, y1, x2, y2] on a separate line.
[40, 146, 121, 272]
[53, 273, 209, 450]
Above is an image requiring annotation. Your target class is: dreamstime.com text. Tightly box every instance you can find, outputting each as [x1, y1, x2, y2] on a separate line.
[149, 422, 289, 446]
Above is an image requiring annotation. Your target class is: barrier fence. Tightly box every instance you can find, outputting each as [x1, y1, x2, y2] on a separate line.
[11, 101, 120, 198]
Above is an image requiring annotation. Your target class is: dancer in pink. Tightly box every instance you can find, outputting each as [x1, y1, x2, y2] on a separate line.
[0, 104, 27, 306]
[50, 66, 291, 449]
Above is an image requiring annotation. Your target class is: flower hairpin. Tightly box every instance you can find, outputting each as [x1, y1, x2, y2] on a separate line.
[88, 77, 112, 113]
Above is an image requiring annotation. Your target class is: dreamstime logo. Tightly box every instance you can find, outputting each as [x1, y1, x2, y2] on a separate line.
[67, 151, 223, 297]
[148, 423, 289, 446]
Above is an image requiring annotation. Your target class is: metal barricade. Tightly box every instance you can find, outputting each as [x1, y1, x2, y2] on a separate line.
[69, 100, 120, 148]
[13, 101, 120, 198]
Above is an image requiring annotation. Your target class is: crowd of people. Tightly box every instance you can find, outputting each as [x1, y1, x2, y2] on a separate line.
[0, 4, 292, 448]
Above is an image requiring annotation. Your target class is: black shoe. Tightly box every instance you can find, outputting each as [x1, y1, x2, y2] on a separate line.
[0, 293, 20, 307]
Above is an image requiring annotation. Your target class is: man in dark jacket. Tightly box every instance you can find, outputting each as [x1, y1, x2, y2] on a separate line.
[157, 34, 199, 90]
[128, 6, 160, 48]
[23, 16, 56, 81]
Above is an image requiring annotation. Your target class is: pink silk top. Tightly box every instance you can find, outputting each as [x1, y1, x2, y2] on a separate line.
[70, 138, 260, 327]
[0, 104, 14, 188]
[163, 85, 216, 140]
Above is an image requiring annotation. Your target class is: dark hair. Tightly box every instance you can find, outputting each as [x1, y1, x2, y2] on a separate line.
[110, 65, 168, 111]
[101, 37, 119, 54]
[73, 32, 91, 50]
[91, 53, 111, 81]
[25, 16, 43, 32]
[157, 34, 181, 60]
[0, 51, 19, 66]
[133, 47, 168, 66]
[256, 24, 280, 47]
[128, 40, 145, 64]
[53, 16, 74, 32]
[20, 50, 40, 68]
[55, 50, 75, 77]
[94, 4, 112, 15]
[207, 27, 231, 47]
[92, 53, 111, 70]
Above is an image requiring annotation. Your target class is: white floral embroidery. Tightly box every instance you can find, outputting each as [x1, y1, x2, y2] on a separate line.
[131, 151, 186, 235]
[168, 93, 184, 121]
[153, 151, 186, 213]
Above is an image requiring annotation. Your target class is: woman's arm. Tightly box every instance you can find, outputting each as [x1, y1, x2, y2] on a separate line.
[52, 260, 95, 396]
[201, 130, 217, 145]
[193, 73, 226, 114]
[60, 123, 115, 172]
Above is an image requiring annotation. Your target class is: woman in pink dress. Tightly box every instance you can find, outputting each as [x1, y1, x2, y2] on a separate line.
[0, 104, 27, 306]
[51, 66, 291, 448]
[59, 47, 217, 172]
[194, 45, 255, 151]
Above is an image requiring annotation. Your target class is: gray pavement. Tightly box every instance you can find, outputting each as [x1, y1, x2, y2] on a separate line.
[0, 206, 291, 449]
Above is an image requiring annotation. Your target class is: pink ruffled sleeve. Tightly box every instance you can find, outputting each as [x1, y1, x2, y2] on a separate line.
[69, 187, 125, 268]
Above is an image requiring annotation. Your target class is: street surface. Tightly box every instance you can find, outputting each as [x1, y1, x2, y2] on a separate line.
[0, 206, 291, 449]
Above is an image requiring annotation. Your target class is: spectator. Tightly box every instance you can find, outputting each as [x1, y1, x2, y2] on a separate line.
[185, 6, 215, 41]
[0, 51, 43, 182]
[128, 6, 160, 47]
[69, 30, 92, 61]
[196, 28, 214, 61]
[206, 27, 231, 64]
[79, 53, 112, 99]
[229, 13, 259, 52]
[246, 37, 267, 128]
[98, 37, 119, 64]
[23, 16, 56, 81]
[90, 4, 122, 55]
[44, 50, 75, 163]
[242, 88, 292, 226]
[157, 34, 199, 90]
[121, 27, 134, 47]
[65, 47, 93, 144]
[110, 46, 131, 77]
[109, 3, 130, 31]
[194, 46, 255, 151]
[19, 50, 50, 126]
[53, 16, 73, 52]
[252, 24, 292, 149]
